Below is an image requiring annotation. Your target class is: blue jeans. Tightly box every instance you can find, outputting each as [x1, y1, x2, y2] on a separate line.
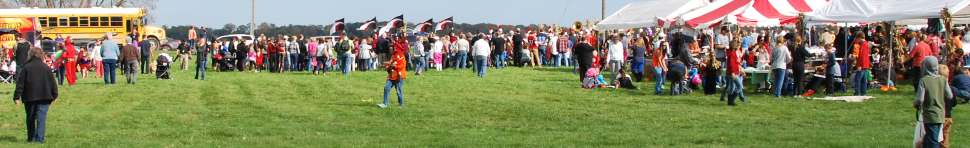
[103, 59, 118, 84]
[306, 57, 314, 71]
[415, 55, 427, 73]
[773, 68, 786, 97]
[342, 54, 353, 75]
[538, 46, 546, 65]
[456, 51, 468, 69]
[290, 53, 300, 71]
[282, 53, 290, 71]
[554, 54, 563, 67]
[195, 60, 207, 80]
[854, 69, 869, 96]
[722, 75, 746, 104]
[494, 52, 506, 69]
[654, 67, 665, 94]
[736, 76, 745, 101]
[25, 103, 50, 143]
[474, 55, 488, 77]
[56, 65, 64, 85]
[383, 80, 404, 106]
[924, 123, 942, 148]
[631, 59, 644, 74]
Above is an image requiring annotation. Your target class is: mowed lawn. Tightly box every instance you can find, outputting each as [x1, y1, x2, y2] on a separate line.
[0, 62, 966, 147]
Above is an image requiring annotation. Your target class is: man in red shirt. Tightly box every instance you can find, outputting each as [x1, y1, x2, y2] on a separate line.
[910, 34, 933, 91]
[853, 32, 871, 96]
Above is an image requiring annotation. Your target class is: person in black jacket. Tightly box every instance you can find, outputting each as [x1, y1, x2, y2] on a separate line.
[791, 34, 810, 96]
[13, 35, 31, 70]
[574, 33, 595, 82]
[13, 47, 58, 144]
[237, 38, 249, 72]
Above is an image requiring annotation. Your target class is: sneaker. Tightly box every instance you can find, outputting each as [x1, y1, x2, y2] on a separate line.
[377, 104, 388, 109]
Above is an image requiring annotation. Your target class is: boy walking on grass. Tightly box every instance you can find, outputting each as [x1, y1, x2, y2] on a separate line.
[914, 57, 951, 148]
[379, 35, 408, 109]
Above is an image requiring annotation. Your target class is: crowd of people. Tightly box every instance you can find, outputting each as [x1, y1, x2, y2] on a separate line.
[9, 21, 970, 146]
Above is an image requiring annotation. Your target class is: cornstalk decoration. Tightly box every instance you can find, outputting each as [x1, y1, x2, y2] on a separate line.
[942, 8, 955, 65]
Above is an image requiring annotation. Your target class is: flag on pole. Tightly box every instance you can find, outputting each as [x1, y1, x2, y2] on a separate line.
[413, 18, 434, 33]
[435, 17, 453, 31]
[379, 15, 405, 36]
[357, 17, 378, 31]
[330, 18, 345, 35]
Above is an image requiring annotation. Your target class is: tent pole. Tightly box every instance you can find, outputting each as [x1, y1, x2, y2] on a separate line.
[843, 23, 849, 76]
[888, 21, 894, 87]
[942, 8, 953, 64]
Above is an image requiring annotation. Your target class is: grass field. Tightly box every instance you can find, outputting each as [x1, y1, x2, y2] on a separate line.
[0, 62, 965, 147]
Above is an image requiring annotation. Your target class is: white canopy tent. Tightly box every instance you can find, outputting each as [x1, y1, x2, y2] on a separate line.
[897, 6, 970, 25]
[806, 0, 970, 23]
[806, 0, 970, 89]
[595, 0, 708, 30]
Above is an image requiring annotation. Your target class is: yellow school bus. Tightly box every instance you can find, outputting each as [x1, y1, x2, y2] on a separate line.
[0, 7, 165, 45]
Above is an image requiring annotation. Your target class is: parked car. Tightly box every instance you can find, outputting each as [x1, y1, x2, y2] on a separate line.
[216, 34, 254, 45]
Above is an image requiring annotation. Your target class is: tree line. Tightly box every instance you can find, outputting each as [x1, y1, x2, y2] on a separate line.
[164, 21, 544, 41]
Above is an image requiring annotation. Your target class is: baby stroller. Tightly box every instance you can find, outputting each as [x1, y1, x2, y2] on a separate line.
[156, 53, 172, 79]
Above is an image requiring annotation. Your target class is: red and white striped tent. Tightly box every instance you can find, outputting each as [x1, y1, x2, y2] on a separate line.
[679, 0, 829, 28]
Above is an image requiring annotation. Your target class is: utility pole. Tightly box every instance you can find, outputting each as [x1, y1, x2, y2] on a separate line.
[251, 0, 255, 37]
[601, 0, 605, 21]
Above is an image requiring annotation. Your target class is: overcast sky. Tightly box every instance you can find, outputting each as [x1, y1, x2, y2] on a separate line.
[154, 0, 639, 27]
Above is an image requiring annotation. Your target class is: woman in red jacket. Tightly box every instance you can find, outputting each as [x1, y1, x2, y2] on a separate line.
[62, 37, 78, 86]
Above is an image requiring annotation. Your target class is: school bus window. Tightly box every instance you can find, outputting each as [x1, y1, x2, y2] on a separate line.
[39, 17, 48, 27]
[58, 18, 67, 27]
[110, 17, 123, 26]
[79, 17, 89, 27]
[100, 18, 109, 27]
[90, 17, 100, 26]
[69, 17, 78, 27]
[48, 17, 57, 27]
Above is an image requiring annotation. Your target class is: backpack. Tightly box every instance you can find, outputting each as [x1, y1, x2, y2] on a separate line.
[335, 40, 351, 54]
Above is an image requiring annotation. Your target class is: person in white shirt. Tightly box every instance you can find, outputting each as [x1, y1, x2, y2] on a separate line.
[431, 37, 445, 71]
[359, 38, 374, 71]
[607, 35, 625, 83]
[318, 39, 334, 74]
[548, 29, 559, 67]
[472, 34, 492, 77]
[454, 35, 470, 69]
[91, 40, 103, 78]
[313, 38, 327, 75]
